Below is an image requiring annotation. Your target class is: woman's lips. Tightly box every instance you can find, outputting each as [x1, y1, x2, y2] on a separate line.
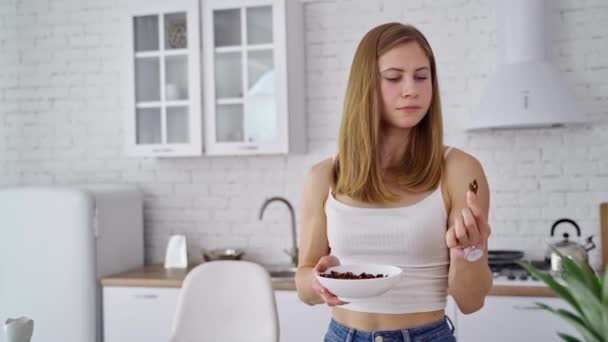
[397, 106, 421, 112]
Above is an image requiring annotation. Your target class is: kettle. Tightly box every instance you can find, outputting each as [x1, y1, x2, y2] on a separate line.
[4, 317, 34, 342]
[545, 218, 595, 273]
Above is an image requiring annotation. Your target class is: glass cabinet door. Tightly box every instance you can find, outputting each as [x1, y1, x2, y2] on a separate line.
[166, 106, 189, 143]
[245, 49, 275, 143]
[216, 104, 244, 142]
[134, 15, 159, 52]
[214, 51, 242, 98]
[211, 5, 275, 146]
[164, 12, 189, 104]
[136, 108, 162, 144]
[135, 57, 161, 102]
[164, 13, 188, 50]
[131, 11, 192, 147]
[246, 6, 272, 45]
[214, 9, 241, 47]
[165, 55, 189, 101]
[127, 0, 202, 157]
[202, 0, 306, 155]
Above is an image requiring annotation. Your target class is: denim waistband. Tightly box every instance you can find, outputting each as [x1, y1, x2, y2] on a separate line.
[326, 315, 455, 342]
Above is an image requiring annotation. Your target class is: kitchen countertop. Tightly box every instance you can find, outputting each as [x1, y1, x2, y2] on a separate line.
[100, 263, 296, 291]
[101, 263, 557, 297]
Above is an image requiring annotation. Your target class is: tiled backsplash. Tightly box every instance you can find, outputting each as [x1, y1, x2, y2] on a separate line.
[0, 0, 606, 269]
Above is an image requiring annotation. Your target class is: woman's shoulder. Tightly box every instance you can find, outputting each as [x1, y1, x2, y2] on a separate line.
[307, 158, 334, 184]
[304, 158, 334, 189]
[443, 147, 486, 187]
[444, 147, 482, 167]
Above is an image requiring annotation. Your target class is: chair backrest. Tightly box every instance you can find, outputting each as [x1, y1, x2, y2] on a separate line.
[169, 261, 279, 342]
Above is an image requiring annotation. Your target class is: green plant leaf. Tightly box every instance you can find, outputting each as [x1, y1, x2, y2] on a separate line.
[549, 307, 603, 342]
[603, 265, 608, 340]
[518, 261, 582, 314]
[603, 265, 608, 303]
[603, 313, 608, 342]
[559, 251, 601, 299]
[562, 275, 605, 338]
[557, 332, 582, 342]
[557, 253, 605, 339]
[555, 309, 605, 342]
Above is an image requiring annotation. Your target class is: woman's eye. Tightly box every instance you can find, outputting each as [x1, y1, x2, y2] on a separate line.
[384, 76, 428, 82]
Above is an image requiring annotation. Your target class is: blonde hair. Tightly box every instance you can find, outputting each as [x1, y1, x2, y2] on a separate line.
[332, 23, 444, 203]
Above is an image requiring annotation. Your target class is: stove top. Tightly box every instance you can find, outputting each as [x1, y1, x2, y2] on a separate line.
[490, 259, 551, 287]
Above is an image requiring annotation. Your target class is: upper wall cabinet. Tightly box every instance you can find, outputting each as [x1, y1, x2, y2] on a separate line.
[201, 0, 306, 155]
[125, 0, 202, 157]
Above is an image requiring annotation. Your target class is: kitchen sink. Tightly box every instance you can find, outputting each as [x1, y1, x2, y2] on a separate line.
[269, 270, 296, 278]
[265, 266, 297, 279]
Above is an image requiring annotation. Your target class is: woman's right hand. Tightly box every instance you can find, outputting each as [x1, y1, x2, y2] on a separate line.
[312, 255, 349, 306]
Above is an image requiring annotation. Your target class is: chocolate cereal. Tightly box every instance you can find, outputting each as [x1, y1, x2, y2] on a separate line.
[319, 271, 387, 279]
[469, 179, 478, 194]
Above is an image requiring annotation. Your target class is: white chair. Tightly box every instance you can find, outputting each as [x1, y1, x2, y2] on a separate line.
[169, 261, 279, 342]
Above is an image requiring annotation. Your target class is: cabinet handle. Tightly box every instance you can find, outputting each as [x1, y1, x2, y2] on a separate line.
[513, 305, 543, 310]
[153, 147, 174, 153]
[238, 145, 259, 150]
[134, 294, 159, 300]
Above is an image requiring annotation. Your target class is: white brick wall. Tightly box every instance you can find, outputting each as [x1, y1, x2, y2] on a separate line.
[0, 0, 20, 186]
[1, 0, 607, 269]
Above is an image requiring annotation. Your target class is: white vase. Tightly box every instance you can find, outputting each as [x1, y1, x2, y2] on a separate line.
[166, 83, 180, 100]
[4, 317, 34, 342]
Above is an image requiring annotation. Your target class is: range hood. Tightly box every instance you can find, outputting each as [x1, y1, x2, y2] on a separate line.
[467, 0, 581, 131]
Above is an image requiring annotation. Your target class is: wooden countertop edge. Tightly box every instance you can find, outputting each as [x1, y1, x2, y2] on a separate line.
[101, 277, 298, 291]
[101, 278, 185, 288]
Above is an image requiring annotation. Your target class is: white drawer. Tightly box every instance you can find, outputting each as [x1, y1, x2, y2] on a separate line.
[103, 287, 179, 342]
[457, 296, 580, 342]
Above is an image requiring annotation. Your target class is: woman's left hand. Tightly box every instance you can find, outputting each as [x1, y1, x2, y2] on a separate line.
[445, 189, 491, 250]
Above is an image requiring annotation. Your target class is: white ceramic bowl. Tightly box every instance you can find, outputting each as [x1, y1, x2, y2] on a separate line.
[315, 264, 402, 302]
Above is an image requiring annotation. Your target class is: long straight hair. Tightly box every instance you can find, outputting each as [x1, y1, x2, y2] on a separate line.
[333, 23, 444, 203]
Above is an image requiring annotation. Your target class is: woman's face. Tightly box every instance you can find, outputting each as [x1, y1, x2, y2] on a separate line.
[378, 42, 433, 129]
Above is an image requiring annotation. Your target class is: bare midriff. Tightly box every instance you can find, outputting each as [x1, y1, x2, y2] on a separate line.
[332, 307, 445, 332]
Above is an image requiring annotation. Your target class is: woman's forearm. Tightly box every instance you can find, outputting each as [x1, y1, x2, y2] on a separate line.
[295, 266, 325, 305]
[448, 251, 493, 314]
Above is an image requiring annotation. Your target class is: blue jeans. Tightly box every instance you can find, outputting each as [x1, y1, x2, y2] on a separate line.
[324, 316, 456, 342]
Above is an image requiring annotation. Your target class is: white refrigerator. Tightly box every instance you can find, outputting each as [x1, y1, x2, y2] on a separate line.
[0, 184, 144, 342]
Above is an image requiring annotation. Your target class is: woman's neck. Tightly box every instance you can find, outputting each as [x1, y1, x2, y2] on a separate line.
[379, 126, 411, 170]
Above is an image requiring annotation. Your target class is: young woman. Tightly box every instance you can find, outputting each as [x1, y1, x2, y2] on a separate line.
[295, 23, 493, 342]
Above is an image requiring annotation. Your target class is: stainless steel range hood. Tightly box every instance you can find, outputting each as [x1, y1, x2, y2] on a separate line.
[467, 0, 582, 131]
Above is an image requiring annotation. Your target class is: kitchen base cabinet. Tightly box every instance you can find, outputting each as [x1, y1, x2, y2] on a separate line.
[102, 287, 330, 342]
[274, 290, 332, 342]
[456, 296, 580, 342]
[103, 286, 179, 342]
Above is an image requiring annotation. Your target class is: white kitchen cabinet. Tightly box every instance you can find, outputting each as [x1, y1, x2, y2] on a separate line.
[103, 286, 179, 342]
[102, 288, 329, 342]
[274, 290, 332, 342]
[201, 0, 306, 155]
[456, 296, 580, 342]
[124, 0, 203, 157]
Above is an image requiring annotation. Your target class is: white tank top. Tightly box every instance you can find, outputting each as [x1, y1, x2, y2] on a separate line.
[324, 148, 452, 314]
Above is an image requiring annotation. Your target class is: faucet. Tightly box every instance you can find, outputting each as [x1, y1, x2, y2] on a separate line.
[259, 196, 298, 267]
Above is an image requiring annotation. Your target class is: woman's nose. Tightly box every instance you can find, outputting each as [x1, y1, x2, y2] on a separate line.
[401, 82, 417, 98]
